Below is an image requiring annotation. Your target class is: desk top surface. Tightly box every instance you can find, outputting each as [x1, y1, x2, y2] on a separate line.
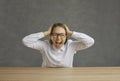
[0, 67, 120, 81]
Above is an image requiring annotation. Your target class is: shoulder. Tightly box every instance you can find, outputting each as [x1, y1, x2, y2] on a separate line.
[66, 39, 73, 45]
[36, 40, 50, 47]
[43, 40, 51, 46]
[44, 40, 50, 44]
[67, 39, 73, 43]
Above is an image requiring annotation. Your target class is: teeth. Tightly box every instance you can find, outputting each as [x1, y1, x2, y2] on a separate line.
[58, 41, 61, 42]
[56, 41, 61, 43]
[56, 41, 62, 44]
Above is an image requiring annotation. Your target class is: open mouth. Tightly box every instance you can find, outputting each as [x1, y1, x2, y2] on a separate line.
[55, 41, 62, 45]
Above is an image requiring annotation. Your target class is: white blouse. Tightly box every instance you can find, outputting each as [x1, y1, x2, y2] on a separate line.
[22, 31, 94, 67]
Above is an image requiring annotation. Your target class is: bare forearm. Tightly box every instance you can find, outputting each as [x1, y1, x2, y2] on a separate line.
[67, 31, 73, 36]
[43, 27, 51, 36]
[43, 31, 50, 36]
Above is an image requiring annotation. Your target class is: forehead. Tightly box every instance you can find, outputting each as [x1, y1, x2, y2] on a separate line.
[52, 26, 66, 33]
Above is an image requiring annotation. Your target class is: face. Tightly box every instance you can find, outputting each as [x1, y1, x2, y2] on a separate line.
[50, 26, 67, 49]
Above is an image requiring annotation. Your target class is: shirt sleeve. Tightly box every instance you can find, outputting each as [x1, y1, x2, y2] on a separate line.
[22, 32, 46, 50]
[69, 31, 94, 51]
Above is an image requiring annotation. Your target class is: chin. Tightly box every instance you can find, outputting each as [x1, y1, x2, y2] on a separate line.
[55, 46, 62, 49]
[55, 45, 63, 49]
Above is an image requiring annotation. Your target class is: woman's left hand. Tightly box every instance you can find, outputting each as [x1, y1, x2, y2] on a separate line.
[64, 24, 73, 36]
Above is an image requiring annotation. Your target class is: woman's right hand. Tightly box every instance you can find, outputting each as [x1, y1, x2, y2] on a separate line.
[47, 26, 52, 34]
[43, 26, 52, 36]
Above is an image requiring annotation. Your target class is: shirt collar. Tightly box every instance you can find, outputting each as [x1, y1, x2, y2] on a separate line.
[52, 45, 65, 51]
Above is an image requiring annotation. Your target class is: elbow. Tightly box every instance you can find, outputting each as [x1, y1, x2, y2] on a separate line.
[22, 37, 36, 49]
[22, 37, 27, 46]
[22, 39, 33, 48]
[87, 38, 95, 47]
[22, 37, 30, 47]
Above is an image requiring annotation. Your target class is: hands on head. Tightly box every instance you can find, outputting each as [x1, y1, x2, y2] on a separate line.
[64, 24, 73, 36]
[43, 23, 73, 36]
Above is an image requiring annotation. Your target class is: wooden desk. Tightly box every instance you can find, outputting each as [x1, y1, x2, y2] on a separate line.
[0, 67, 120, 81]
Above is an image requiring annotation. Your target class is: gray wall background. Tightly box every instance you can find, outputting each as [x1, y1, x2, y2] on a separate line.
[0, 0, 120, 67]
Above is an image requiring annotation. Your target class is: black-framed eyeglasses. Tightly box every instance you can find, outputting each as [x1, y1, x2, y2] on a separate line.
[51, 33, 66, 38]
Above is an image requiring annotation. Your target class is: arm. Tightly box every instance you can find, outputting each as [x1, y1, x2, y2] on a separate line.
[64, 24, 94, 51]
[71, 31, 94, 51]
[22, 27, 51, 50]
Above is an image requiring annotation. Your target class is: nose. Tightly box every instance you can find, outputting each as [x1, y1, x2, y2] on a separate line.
[57, 35, 61, 39]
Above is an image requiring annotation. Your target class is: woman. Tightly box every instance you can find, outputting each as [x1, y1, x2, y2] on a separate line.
[22, 23, 94, 67]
